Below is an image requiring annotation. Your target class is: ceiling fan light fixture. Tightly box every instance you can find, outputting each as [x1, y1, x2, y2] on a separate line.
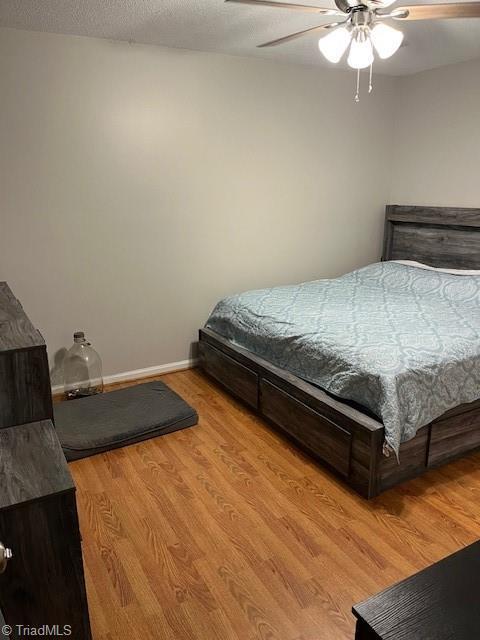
[370, 22, 404, 59]
[347, 28, 374, 69]
[318, 26, 352, 63]
[227, 0, 480, 101]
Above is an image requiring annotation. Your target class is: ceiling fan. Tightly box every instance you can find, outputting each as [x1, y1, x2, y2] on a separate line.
[226, 0, 480, 99]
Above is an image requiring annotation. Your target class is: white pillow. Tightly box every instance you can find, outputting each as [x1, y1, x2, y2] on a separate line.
[392, 260, 480, 276]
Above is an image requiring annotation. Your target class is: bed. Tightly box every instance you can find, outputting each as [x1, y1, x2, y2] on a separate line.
[198, 205, 480, 497]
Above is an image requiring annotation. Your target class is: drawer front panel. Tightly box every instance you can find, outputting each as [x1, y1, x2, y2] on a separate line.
[0, 494, 91, 638]
[428, 410, 480, 467]
[260, 379, 352, 477]
[199, 341, 258, 409]
[0, 348, 53, 429]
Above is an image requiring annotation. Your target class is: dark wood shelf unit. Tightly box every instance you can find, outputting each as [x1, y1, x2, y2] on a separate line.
[0, 421, 92, 639]
[0, 282, 91, 638]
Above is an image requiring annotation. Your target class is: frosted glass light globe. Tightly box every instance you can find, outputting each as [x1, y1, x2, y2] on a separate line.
[318, 27, 352, 63]
[347, 30, 374, 69]
[371, 22, 404, 59]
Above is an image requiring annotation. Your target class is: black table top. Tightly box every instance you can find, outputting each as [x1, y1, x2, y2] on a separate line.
[353, 540, 480, 640]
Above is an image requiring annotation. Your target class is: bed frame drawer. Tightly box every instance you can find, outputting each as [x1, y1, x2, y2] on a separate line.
[259, 379, 352, 477]
[199, 341, 258, 409]
[428, 409, 480, 467]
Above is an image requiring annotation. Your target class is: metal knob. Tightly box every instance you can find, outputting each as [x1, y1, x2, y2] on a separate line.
[0, 542, 12, 574]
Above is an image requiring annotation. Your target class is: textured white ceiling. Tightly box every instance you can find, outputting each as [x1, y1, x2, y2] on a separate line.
[1, 0, 480, 75]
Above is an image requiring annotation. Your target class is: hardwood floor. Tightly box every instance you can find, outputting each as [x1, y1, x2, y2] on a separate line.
[70, 368, 480, 640]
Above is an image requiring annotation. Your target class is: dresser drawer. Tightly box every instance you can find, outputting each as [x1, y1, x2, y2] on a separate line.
[199, 341, 258, 409]
[0, 421, 91, 638]
[259, 379, 352, 477]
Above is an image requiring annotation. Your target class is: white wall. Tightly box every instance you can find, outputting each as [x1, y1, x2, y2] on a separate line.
[0, 28, 395, 381]
[390, 57, 480, 207]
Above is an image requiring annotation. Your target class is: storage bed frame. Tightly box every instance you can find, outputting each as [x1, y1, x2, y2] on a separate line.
[199, 205, 480, 497]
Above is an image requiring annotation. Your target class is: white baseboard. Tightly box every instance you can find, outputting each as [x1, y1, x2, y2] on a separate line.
[51, 358, 198, 395]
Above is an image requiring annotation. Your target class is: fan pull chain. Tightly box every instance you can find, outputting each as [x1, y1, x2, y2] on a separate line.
[355, 68, 360, 103]
[368, 62, 373, 94]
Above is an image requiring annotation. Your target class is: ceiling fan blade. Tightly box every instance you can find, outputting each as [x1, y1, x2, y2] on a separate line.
[393, 2, 480, 20]
[369, 0, 398, 5]
[225, 0, 342, 15]
[258, 21, 341, 46]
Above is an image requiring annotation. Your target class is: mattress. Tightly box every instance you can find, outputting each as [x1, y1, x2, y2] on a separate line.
[206, 262, 480, 455]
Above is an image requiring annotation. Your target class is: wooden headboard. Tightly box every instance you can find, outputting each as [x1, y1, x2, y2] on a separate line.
[382, 205, 480, 269]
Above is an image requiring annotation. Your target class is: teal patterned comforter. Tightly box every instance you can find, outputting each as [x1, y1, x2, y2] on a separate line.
[206, 262, 480, 455]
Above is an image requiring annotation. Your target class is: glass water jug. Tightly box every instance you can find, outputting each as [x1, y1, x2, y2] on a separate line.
[63, 332, 104, 399]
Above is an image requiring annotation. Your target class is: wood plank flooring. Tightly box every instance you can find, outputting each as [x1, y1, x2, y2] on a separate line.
[70, 369, 480, 640]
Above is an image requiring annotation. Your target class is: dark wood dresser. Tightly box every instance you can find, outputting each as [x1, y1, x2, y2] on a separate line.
[353, 540, 480, 639]
[0, 421, 92, 639]
[0, 283, 53, 429]
[0, 283, 91, 638]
